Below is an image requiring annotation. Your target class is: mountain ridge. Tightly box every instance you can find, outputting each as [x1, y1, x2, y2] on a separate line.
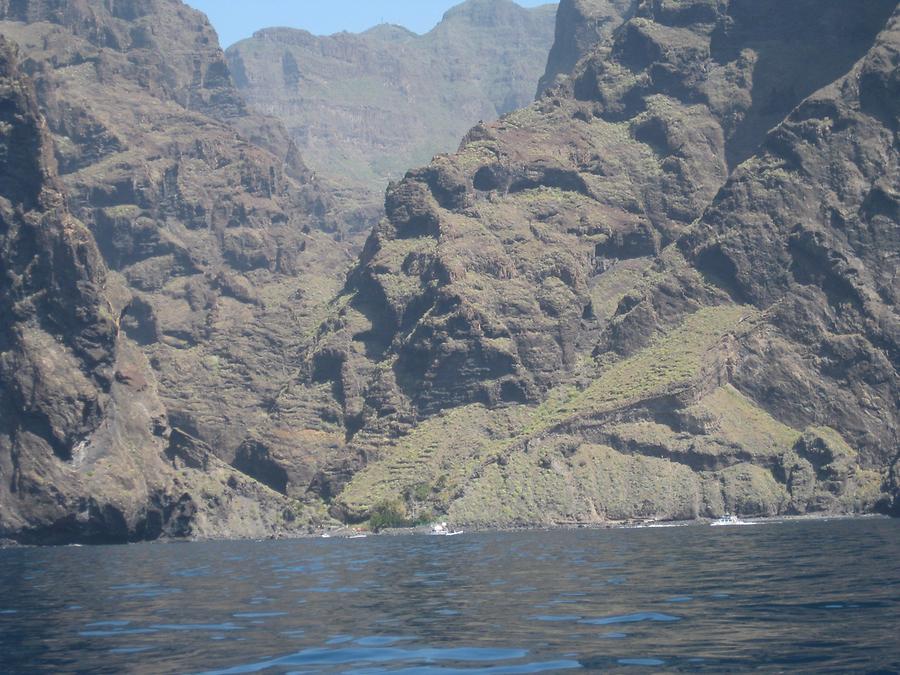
[0, 33, 312, 543]
[225, 0, 558, 207]
[0, 0, 364, 542]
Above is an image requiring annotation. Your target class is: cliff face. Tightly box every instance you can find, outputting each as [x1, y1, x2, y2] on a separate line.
[1, 0, 376, 497]
[312, 0, 899, 525]
[226, 0, 557, 206]
[0, 0, 371, 541]
[537, 0, 636, 96]
[0, 36, 306, 543]
[0, 35, 118, 506]
[1, 0, 898, 541]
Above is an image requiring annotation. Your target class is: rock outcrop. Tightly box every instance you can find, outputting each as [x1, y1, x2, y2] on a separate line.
[226, 0, 557, 209]
[537, 0, 636, 96]
[0, 0, 372, 505]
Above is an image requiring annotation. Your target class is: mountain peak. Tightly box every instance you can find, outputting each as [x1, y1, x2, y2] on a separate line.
[440, 0, 555, 25]
[362, 23, 419, 41]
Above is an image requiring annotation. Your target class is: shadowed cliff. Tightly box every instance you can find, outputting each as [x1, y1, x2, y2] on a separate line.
[0, 35, 313, 543]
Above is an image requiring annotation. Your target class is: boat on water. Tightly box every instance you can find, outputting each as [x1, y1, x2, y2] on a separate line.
[711, 514, 754, 527]
[430, 522, 464, 536]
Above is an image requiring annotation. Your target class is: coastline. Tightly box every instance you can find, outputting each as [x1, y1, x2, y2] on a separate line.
[364, 512, 894, 538]
[1, 512, 893, 549]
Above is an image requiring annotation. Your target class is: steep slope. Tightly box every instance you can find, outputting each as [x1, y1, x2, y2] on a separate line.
[0, 37, 305, 544]
[537, 0, 636, 96]
[2, 0, 897, 540]
[0, 0, 366, 515]
[226, 0, 557, 203]
[306, 0, 899, 524]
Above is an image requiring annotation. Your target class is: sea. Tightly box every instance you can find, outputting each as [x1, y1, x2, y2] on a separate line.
[0, 517, 898, 673]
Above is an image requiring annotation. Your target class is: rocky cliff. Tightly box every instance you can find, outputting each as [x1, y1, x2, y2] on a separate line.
[308, 0, 899, 525]
[537, 0, 636, 96]
[0, 35, 308, 543]
[1, 0, 897, 541]
[226, 0, 557, 211]
[0, 0, 370, 541]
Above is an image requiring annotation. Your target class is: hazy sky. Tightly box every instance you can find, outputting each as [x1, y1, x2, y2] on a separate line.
[185, 0, 553, 48]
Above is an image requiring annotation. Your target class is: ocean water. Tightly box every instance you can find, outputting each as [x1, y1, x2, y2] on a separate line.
[0, 518, 898, 673]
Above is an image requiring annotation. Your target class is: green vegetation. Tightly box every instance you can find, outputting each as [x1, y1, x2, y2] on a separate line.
[569, 305, 756, 413]
[717, 463, 788, 516]
[407, 482, 432, 501]
[366, 497, 435, 531]
[449, 443, 703, 526]
[339, 403, 530, 517]
[337, 305, 761, 523]
[333, 292, 884, 526]
[102, 204, 142, 219]
[698, 385, 800, 453]
[509, 186, 594, 207]
[588, 258, 654, 321]
[367, 498, 412, 531]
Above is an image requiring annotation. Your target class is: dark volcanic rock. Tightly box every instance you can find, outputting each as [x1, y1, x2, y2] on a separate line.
[677, 7, 900, 468]
[537, 0, 636, 96]
[2, 0, 898, 537]
[0, 35, 116, 469]
[0, 0, 367, 540]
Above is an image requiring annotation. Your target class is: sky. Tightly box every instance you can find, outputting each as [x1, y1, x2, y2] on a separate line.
[185, 0, 553, 48]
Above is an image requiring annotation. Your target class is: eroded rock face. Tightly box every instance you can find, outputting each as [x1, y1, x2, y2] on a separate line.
[537, 0, 637, 96]
[320, 0, 899, 524]
[676, 24, 900, 468]
[226, 0, 557, 206]
[0, 35, 116, 472]
[1, 0, 898, 538]
[0, 0, 368, 508]
[0, 37, 309, 543]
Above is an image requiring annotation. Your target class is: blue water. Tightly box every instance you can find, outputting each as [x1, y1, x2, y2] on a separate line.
[1, 518, 898, 673]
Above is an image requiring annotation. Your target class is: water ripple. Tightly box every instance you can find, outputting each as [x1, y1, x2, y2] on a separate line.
[0, 518, 897, 673]
[529, 615, 581, 622]
[578, 612, 682, 625]
[198, 646, 531, 673]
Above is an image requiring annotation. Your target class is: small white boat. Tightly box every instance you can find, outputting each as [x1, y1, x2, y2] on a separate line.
[711, 514, 753, 527]
[429, 522, 464, 536]
[348, 534, 368, 539]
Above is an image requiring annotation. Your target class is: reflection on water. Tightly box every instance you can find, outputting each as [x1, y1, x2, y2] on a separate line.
[1, 518, 898, 673]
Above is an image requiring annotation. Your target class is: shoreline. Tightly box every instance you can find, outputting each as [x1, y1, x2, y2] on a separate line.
[367, 511, 893, 538]
[1, 512, 894, 549]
